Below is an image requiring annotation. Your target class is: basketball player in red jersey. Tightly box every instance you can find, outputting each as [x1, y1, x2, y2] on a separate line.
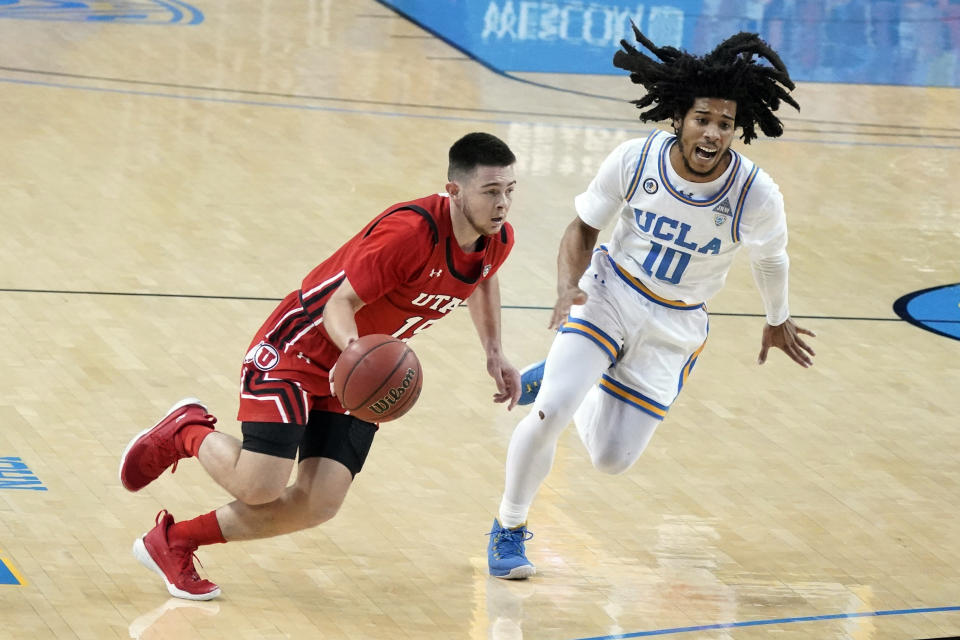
[118, 132, 521, 600]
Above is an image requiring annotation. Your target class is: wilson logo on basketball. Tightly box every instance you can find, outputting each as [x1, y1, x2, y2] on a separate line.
[368, 368, 417, 415]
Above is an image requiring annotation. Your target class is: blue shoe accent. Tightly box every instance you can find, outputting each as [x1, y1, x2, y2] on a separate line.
[517, 360, 545, 406]
[487, 518, 536, 579]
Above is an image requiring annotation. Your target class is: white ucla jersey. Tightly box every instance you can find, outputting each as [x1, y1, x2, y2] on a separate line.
[575, 130, 788, 304]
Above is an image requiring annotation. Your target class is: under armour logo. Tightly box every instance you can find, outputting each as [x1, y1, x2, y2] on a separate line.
[296, 352, 312, 365]
[429, 269, 443, 277]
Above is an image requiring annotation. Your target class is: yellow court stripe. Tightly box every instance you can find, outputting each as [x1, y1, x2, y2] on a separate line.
[0, 554, 25, 586]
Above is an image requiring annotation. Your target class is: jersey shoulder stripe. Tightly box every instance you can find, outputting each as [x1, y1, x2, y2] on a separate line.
[731, 164, 761, 242]
[363, 204, 439, 246]
[624, 130, 662, 201]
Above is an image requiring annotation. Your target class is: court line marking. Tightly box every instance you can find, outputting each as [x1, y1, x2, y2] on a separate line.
[0, 552, 26, 586]
[1, 288, 954, 323]
[2, 64, 957, 134]
[571, 605, 960, 639]
[1, 76, 958, 151]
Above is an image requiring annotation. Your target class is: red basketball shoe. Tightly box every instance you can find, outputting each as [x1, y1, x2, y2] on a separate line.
[133, 510, 221, 600]
[119, 398, 216, 492]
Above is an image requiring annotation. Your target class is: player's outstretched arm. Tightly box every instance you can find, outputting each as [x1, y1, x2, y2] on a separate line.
[548, 217, 600, 330]
[758, 319, 817, 368]
[467, 274, 521, 409]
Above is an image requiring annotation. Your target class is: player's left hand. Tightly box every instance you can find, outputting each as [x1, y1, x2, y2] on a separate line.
[758, 318, 816, 368]
[486, 353, 522, 410]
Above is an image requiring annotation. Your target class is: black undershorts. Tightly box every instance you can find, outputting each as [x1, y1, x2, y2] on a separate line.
[240, 411, 377, 477]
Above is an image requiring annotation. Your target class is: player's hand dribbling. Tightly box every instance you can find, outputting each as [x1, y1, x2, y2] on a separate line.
[758, 319, 816, 368]
[548, 287, 588, 331]
[328, 337, 358, 396]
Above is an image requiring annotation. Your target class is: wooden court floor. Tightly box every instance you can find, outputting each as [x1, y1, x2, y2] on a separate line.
[1, 1, 959, 638]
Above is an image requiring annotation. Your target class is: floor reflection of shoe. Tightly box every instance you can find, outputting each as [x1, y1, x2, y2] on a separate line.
[486, 577, 536, 640]
[517, 360, 545, 406]
[128, 597, 220, 639]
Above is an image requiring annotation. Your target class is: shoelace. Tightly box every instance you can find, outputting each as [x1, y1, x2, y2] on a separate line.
[154, 510, 210, 586]
[169, 541, 208, 584]
[179, 550, 206, 583]
[490, 527, 533, 557]
[147, 437, 182, 476]
[145, 412, 216, 477]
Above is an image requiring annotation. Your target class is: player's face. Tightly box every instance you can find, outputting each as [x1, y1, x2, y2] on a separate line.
[672, 97, 737, 181]
[453, 164, 516, 236]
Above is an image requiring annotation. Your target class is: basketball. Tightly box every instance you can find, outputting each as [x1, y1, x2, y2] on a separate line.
[333, 334, 423, 423]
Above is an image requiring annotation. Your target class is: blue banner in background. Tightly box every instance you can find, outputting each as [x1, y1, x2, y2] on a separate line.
[378, 0, 960, 88]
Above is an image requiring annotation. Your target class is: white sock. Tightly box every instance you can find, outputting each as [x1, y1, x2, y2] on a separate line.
[497, 498, 529, 529]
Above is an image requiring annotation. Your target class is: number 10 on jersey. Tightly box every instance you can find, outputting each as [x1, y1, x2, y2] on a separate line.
[641, 241, 690, 285]
[391, 316, 436, 340]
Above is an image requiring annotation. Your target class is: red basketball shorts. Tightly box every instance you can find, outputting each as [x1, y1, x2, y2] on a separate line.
[236, 292, 344, 425]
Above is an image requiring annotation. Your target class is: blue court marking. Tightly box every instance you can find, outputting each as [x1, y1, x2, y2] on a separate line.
[1, 76, 959, 153]
[0, 558, 22, 585]
[0, 0, 202, 24]
[371, 0, 628, 104]
[572, 605, 960, 639]
[893, 283, 960, 341]
[0, 456, 47, 491]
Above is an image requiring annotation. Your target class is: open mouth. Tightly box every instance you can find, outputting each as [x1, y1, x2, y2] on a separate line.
[695, 145, 718, 162]
[491, 216, 504, 224]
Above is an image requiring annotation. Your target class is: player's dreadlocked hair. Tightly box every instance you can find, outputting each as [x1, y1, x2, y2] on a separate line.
[613, 25, 799, 143]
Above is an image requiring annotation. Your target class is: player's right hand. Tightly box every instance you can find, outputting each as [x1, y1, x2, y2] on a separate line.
[548, 287, 588, 331]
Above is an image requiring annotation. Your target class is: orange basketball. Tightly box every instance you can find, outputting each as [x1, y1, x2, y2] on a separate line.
[332, 334, 423, 423]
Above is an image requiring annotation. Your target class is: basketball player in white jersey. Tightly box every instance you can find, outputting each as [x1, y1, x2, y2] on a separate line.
[486, 28, 817, 578]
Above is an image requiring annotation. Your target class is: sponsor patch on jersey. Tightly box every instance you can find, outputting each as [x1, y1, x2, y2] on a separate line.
[643, 178, 658, 194]
[247, 342, 280, 371]
[713, 197, 732, 215]
[482, 264, 492, 277]
[713, 197, 732, 225]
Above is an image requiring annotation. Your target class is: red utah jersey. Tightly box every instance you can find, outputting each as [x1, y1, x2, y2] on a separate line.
[243, 193, 514, 415]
